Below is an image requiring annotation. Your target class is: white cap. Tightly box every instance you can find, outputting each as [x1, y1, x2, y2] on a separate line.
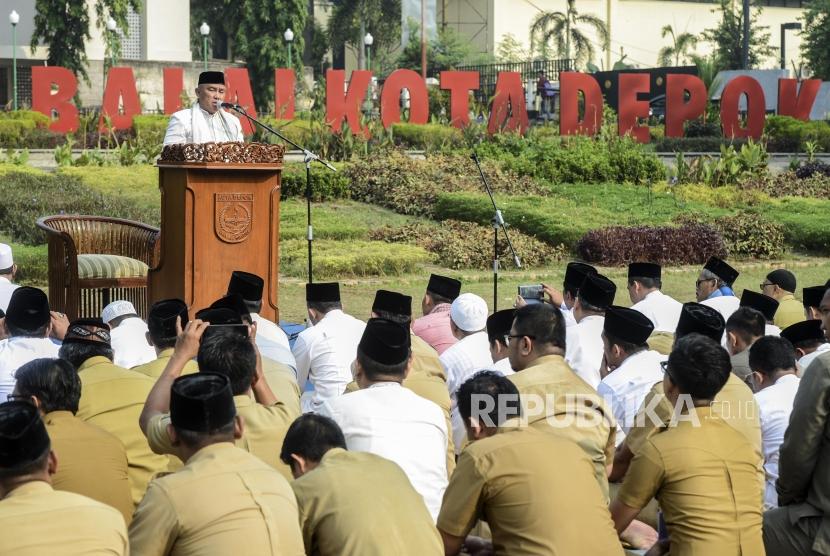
[102, 300, 138, 324]
[0, 244, 12, 270]
[450, 293, 488, 333]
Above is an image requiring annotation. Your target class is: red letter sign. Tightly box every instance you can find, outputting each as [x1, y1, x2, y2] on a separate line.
[618, 73, 650, 142]
[100, 67, 142, 131]
[163, 67, 184, 114]
[326, 69, 372, 136]
[381, 69, 429, 128]
[275, 68, 295, 120]
[31, 66, 79, 133]
[777, 78, 821, 121]
[665, 74, 707, 138]
[224, 68, 258, 134]
[720, 76, 765, 139]
[440, 71, 479, 128]
[559, 72, 603, 136]
[487, 72, 529, 135]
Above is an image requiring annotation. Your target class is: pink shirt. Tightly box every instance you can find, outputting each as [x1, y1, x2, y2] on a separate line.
[412, 303, 458, 355]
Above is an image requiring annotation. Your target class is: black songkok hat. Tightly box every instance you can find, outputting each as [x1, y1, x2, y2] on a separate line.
[148, 299, 189, 340]
[358, 318, 411, 366]
[486, 309, 516, 343]
[0, 401, 50, 468]
[62, 318, 111, 346]
[628, 262, 661, 281]
[170, 373, 236, 433]
[227, 271, 264, 302]
[564, 262, 597, 290]
[780, 319, 825, 346]
[675, 302, 725, 342]
[0, 308, 4, 319]
[578, 273, 616, 309]
[766, 269, 796, 293]
[704, 256, 739, 286]
[426, 274, 462, 301]
[210, 294, 251, 321]
[198, 71, 225, 85]
[5, 286, 50, 331]
[604, 306, 654, 345]
[306, 282, 340, 303]
[740, 289, 779, 322]
[802, 286, 828, 309]
[372, 290, 412, 317]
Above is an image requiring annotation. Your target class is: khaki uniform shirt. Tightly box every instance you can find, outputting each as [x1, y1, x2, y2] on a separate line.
[131, 347, 199, 378]
[647, 331, 674, 356]
[129, 442, 305, 556]
[291, 448, 443, 555]
[438, 426, 623, 555]
[507, 354, 616, 499]
[147, 393, 297, 480]
[0, 481, 128, 555]
[262, 356, 302, 417]
[45, 410, 133, 524]
[774, 293, 805, 330]
[618, 407, 765, 556]
[76, 356, 171, 506]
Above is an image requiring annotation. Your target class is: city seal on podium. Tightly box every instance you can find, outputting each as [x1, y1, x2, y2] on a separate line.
[215, 193, 253, 243]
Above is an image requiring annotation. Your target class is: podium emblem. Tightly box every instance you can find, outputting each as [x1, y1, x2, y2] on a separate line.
[215, 193, 253, 243]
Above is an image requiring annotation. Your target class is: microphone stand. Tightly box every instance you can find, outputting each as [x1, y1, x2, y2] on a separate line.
[471, 152, 521, 311]
[226, 104, 336, 284]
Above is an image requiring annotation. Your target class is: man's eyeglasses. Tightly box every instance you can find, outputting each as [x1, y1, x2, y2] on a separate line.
[6, 394, 30, 403]
[759, 282, 774, 290]
[660, 360, 674, 381]
[695, 278, 716, 288]
[507, 333, 536, 342]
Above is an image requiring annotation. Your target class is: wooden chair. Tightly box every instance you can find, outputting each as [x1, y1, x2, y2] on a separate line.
[36, 215, 160, 321]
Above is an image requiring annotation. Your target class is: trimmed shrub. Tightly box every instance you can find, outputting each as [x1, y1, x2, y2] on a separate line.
[280, 162, 350, 200]
[576, 223, 726, 266]
[741, 171, 830, 200]
[132, 115, 168, 136]
[1, 240, 48, 285]
[279, 239, 432, 278]
[369, 219, 566, 270]
[765, 197, 830, 254]
[256, 118, 314, 146]
[714, 211, 784, 259]
[795, 161, 830, 179]
[764, 115, 830, 152]
[0, 120, 35, 146]
[391, 123, 464, 150]
[0, 110, 50, 128]
[653, 136, 748, 153]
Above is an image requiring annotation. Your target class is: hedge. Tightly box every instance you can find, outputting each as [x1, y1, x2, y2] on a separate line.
[576, 223, 727, 265]
[279, 239, 432, 278]
[391, 123, 464, 150]
[764, 115, 830, 153]
[765, 197, 830, 254]
[281, 162, 350, 200]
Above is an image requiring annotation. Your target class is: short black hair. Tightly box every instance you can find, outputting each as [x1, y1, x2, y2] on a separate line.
[58, 342, 114, 369]
[356, 349, 410, 381]
[576, 294, 605, 314]
[425, 291, 453, 306]
[791, 338, 825, 351]
[666, 333, 731, 400]
[197, 331, 256, 395]
[512, 303, 566, 350]
[628, 276, 662, 290]
[14, 358, 81, 414]
[372, 309, 411, 326]
[307, 300, 342, 314]
[173, 421, 236, 449]
[243, 298, 262, 314]
[6, 321, 50, 339]
[604, 331, 647, 355]
[725, 307, 766, 345]
[0, 445, 50, 480]
[749, 336, 797, 377]
[457, 371, 521, 427]
[280, 414, 346, 466]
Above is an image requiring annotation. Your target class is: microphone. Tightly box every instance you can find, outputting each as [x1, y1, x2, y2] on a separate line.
[216, 101, 239, 109]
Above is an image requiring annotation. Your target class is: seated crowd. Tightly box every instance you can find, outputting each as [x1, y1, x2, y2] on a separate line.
[0, 239, 829, 556]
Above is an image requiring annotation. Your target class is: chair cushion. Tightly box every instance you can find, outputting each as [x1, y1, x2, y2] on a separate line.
[77, 254, 149, 280]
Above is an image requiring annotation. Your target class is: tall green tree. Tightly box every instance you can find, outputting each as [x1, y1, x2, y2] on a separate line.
[529, 0, 609, 69]
[327, 0, 401, 74]
[496, 33, 530, 64]
[800, 0, 830, 79]
[397, 21, 491, 73]
[702, 0, 774, 71]
[657, 25, 698, 66]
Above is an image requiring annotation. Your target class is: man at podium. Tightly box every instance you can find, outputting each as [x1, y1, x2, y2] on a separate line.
[163, 71, 244, 145]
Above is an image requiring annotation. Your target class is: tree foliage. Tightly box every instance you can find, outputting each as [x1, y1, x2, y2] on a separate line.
[327, 0, 401, 74]
[529, 0, 609, 69]
[496, 33, 530, 63]
[657, 25, 698, 66]
[800, 0, 830, 80]
[397, 22, 491, 74]
[702, 0, 774, 71]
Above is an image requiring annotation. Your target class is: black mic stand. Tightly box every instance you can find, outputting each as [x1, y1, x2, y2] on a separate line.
[471, 152, 521, 311]
[226, 104, 336, 284]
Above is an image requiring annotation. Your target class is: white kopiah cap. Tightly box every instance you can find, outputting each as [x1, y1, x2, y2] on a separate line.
[102, 300, 138, 324]
[0, 244, 12, 270]
[450, 293, 489, 333]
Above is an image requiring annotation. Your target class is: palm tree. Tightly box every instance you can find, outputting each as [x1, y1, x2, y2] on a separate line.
[530, 0, 609, 69]
[657, 25, 698, 66]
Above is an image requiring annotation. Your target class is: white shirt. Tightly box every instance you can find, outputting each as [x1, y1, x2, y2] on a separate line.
[560, 303, 577, 327]
[441, 331, 494, 397]
[0, 276, 18, 313]
[630, 290, 682, 333]
[110, 317, 156, 369]
[163, 105, 244, 145]
[765, 323, 781, 337]
[0, 337, 61, 400]
[251, 313, 297, 373]
[492, 356, 515, 376]
[798, 343, 830, 376]
[565, 315, 605, 389]
[754, 373, 800, 509]
[597, 349, 666, 445]
[292, 310, 366, 413]
[701, 295, 740, 323]
[318, 382, 448, 521]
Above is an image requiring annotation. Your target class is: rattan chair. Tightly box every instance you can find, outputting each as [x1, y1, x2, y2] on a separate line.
[36, 215, 160, 321]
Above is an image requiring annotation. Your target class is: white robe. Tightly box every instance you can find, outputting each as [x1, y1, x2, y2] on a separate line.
[565, 315, 605, 389]
[630, 290, 682, 333]
[163, 102, 244, 145]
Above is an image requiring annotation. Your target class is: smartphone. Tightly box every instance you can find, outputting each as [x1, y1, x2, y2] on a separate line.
[518, 284, 544, 304]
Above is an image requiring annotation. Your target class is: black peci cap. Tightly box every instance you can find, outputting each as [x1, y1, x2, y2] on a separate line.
[564, 262, 597, 291]
[486, 309, 516, 344]
[578, 273, 616, 310]
[198, 71, 225, 85]
[62, 318, 111, 346]
[676, 302, 725, 343]
[740, 289, 779, 322]
[426, 274, 462, 301]
[372, 290, 412, 317]
[780, 319, 825, 346]
[5, 287, 50, 331]
[227, 271, 264, 302]
[170, 373, 236, 433]
[604, 306, 655, 345]
[704, 257, 739, 286]
[358, 318, 411, 366]
[0, 401, 50, 468]
[306, 282, 340, 303]
[766, 269, 796, 293]
[803, 286, 828, 309]
[147, 299, 189, 340]
[628, 262, 661, 281]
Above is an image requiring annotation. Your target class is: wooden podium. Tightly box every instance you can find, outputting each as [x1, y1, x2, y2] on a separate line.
[149, 157, 282, 321]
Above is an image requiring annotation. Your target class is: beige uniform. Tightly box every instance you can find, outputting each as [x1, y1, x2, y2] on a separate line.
[507, 354, 616, 499]
[438, 426, 624, 555]
[290, 448, 443, 555]
[44, 410, 133, 525]
[647, 331, 674, 356]
[129, 442, 305, 556]
[773, 293, 805, 330]
[132, 347, 199, 378]
[146, 393, 298, 480]
[618, 406, 765, 556]
[0, 481, 128, 555]
[262, 356, 302, 417]
[76, 355, 171, 505]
